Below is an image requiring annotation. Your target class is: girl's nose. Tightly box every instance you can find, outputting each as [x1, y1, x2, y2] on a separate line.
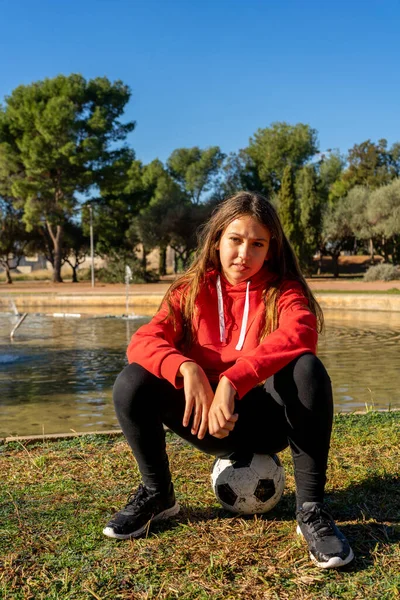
[239, 243, 250, 261]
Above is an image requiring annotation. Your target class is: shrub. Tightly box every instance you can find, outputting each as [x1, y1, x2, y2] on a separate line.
[96, 255, 159, 284]
[363, 263, 400, 282]
[75, 267, 92, 281]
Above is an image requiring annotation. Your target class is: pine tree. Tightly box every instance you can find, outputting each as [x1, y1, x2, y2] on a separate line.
[278, 165, 302, 258]
[0, 74, 134, 282]
[297, 165, 323, 257]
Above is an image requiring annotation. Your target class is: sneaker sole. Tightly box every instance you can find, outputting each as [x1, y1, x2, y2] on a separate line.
[103, 503, 180, 540]
[296, 524, 354, 569]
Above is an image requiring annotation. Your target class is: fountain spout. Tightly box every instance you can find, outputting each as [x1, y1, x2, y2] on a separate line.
[10, 313, 28, 339]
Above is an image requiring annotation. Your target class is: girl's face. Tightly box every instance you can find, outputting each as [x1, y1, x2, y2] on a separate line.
[217, 215, 271, 285]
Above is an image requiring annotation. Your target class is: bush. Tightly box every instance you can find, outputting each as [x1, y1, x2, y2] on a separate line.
[363, 263, 400, 282]
[75, 267, 92, 281]
[95, 255, 159, 284]
[0, 266, 74, 282]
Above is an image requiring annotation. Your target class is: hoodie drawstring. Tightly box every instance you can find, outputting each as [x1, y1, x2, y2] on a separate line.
[216, 275, 250, 351]
[236, 280, 250, 350]
[216, 275, 226, 343]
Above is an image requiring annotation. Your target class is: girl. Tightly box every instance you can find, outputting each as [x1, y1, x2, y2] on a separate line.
[103, 192, 354, 570]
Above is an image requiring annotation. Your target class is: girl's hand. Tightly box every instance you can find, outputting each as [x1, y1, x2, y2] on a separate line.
[179, 362, 214, 440]
[208, 376, 239, 439]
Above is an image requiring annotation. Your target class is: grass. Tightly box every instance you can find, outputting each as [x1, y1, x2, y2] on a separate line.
[0, 268, 80, 283]
[0, 412, 399, 599]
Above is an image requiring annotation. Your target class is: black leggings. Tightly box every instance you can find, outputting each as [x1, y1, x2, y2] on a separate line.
[113, 353, 333, 508]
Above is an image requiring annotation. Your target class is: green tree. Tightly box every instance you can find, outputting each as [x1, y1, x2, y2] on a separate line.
[62, 220, 90, 283]
[167, 146, 225, 204]
[89, 157, 151, 260]
[318, 150, 346, 205]
[135, 160, 217, 273]
[220, 150, 262, 197]
[131, 162, 187, 274]
[346, 186, 377, 263]
[0, 196, 30, 283]
[320, 196, 354, 277]
[368, 179, 400, 264]
[0, 74, 134, 282]
[162, 146, 225, 270]
[246, 122, 319, 194]
[330, 139, 400, 201]
[345, 139, 400, 188]
[296, 165, 323, 262]
[278, 165, 302, 258]
[166, 201, 214, 269]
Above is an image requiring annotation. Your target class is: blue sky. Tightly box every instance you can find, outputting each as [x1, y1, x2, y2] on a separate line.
[1, 0, 399, 165]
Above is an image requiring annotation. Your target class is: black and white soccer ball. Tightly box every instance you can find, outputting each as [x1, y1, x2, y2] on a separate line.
[211, 453, 285, 515]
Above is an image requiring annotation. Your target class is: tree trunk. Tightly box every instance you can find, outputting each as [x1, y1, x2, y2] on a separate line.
[382, 236, 390, 263]
[317, 251, 323, 276]
[4, 263, 13, 284]
[159, 246, 167, 276]
[171, 246, 185, 272]
[46, 222, 64, 283]
[332, 254, 339, 278]
[182, 250, 191, 270]
[72, 266, 78, 283]
[369, 238, 374, 265]
[141, 245, 147, 276]
[53, 244, 63, 282]
[393, 235, 400, 265]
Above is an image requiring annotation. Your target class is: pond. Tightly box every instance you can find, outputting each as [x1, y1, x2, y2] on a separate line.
[1, 307, 399, 437]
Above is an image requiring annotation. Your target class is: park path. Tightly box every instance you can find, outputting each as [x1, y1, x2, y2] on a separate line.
[2, 277, 400, 296]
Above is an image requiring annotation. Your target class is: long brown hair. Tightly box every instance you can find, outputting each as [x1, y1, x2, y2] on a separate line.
[163, 191, 323, 346]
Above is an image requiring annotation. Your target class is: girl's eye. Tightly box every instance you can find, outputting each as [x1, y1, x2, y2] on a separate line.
[230, 237, 241, 243]
[254, 242, 264, 248]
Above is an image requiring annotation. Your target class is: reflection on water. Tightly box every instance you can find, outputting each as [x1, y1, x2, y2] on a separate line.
[0, 308, 399, 437]
[319, 310, 400, 412]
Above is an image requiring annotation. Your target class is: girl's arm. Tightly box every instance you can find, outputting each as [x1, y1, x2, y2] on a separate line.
[127, 296, 193, 389]
[208, 376, 239, 438]
[128, 296, 215, 440]
[180, 361, 214, 439]
[221, 281, 318, 399]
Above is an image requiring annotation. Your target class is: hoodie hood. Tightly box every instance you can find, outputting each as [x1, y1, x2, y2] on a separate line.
[208, 264, 277, 294]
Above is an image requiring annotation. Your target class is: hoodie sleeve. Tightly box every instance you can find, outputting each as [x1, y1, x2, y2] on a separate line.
[220, 281, 318, 399]
[126, 292, 193, 388]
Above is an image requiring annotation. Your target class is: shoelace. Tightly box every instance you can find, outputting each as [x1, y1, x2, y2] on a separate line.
[124, 484, 150, 511]
[302, 506, 335, 536]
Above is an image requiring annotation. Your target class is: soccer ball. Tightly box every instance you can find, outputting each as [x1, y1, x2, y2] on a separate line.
[211, 453, 285, 515]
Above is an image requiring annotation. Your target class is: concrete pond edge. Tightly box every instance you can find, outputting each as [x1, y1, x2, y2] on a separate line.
[2, 292, 400, 312]
[1, 410, 399, 446]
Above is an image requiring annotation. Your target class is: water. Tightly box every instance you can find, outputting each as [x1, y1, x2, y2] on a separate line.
[0, 308, 399, 437]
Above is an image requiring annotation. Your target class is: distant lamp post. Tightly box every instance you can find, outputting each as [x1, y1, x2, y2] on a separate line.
[89, 204, 95, 288]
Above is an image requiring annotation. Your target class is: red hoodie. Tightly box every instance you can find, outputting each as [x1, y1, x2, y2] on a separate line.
[127, 266, 318, 399]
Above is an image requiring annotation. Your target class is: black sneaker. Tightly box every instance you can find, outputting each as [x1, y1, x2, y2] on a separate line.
[103, 483, 180, 540]
[296, 502, 354, 569]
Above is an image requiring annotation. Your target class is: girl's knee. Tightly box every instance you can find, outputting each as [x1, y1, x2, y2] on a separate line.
[292, 354, 333, 415]
[293, 353, 330, 386]
[113, 363, 154, 413]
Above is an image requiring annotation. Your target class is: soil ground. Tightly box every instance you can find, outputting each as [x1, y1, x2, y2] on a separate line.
[2, 277, 399, 295]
